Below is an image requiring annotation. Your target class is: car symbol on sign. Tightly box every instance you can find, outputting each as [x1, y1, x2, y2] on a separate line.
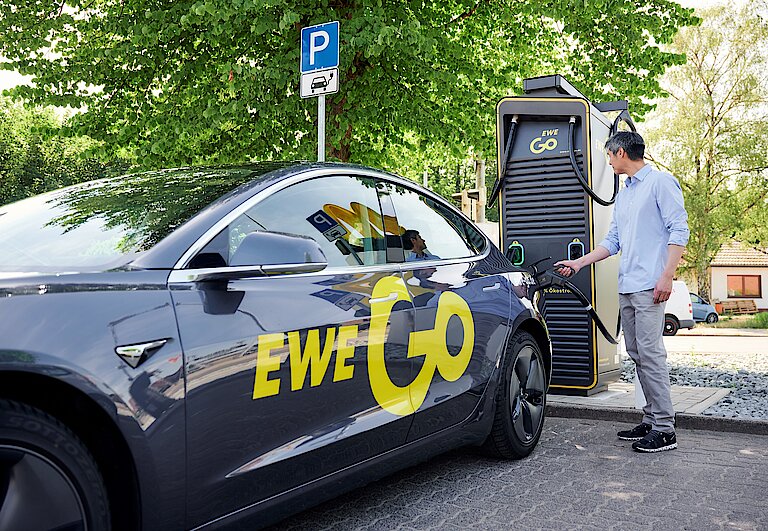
[311, 71, 334, 92]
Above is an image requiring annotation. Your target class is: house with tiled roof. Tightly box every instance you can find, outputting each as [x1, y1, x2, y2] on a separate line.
[710, 241, 768, 311]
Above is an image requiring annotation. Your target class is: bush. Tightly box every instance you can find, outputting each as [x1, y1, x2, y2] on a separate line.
[0, 99, 131, 206]
[708, 312, 768, 329]
[746, 311, 768, 329]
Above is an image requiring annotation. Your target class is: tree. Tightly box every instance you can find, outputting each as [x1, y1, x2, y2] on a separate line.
[644, 3, 768, 300]
[0, 0, 696, 171]
[0, 97, 129, 205]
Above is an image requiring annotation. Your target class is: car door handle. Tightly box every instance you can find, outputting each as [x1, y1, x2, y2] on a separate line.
[482, 282, 501, 292]
[370, 292, 399, 304]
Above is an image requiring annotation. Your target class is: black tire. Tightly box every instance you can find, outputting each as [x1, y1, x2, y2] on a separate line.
[0, 400, 110, 530]
[706, 313, 719, 324]
[483, 330, 547, 459]
[663, 315, 679, 336]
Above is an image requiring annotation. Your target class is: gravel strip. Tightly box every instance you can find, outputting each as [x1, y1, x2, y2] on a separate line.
[620, 350, 768, 420]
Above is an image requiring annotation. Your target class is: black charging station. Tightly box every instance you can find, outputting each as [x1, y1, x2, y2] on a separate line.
[494, 75, 636, 395]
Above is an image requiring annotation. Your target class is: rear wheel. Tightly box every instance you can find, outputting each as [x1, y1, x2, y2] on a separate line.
[663, 315, 679, 336]
[483, 331, 547, 459]
[706, 313, 719, 324]
[0, 400, 110, 530]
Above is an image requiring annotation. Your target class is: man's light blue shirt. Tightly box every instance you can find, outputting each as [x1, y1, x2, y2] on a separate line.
[406, 250, 439, 262]
[598, 164, 689, 294]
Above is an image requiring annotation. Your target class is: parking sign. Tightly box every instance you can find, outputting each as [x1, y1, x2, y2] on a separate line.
[301, 21, 339, 73]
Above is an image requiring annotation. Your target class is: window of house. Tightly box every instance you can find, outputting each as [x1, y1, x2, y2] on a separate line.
[726, 275, 762, 298]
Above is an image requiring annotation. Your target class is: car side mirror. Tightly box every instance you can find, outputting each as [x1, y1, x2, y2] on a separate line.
[187, 231, 328, 281]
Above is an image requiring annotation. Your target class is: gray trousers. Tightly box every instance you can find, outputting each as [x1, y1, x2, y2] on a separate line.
[620, 290, 675, 433]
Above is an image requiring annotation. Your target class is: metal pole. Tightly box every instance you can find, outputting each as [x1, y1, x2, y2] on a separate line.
[476, 155, 486, 223]
[318, 94, 326, 162]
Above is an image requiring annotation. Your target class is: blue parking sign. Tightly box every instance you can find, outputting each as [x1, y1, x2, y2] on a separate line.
[301, 21, 339, 73]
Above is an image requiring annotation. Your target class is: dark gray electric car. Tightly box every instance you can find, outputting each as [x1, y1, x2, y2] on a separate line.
[0, 163, 551, 530]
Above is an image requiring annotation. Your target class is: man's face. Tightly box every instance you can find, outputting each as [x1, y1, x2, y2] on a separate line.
[411, 233, 426, 253]
[607, 148, 624, 174]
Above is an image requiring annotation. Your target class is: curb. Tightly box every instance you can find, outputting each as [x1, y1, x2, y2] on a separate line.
[677, 330, 768, 337]
[546, 403, 768, 436]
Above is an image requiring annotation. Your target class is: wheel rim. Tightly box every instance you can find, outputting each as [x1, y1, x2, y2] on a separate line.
[664, 321, 676, 334]
[0, 445, 88, 531]
[508, 345, 546, 444]
[706, 314, 717, 323]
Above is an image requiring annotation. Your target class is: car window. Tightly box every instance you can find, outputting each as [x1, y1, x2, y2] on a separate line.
[386, 184, 476, 261]
[0, 166, 283, 272]
[690, 294, 702, 304]
[189, 175, 387, 268]
[457, 217, 487, 254]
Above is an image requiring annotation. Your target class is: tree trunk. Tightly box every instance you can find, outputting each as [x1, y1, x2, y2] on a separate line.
[328, 123, 352, 162]
[327, 48, 370, 163]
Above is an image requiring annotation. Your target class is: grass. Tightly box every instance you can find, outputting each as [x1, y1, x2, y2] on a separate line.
[701, 312, 768, 329]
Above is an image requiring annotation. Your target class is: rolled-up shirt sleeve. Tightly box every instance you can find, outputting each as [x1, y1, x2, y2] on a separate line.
[657, 174, 690, 247]
[598, 210, 621, 256]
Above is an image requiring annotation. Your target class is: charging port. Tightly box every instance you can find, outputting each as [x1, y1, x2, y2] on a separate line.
[568, 238, 584, 261]
[508, 241, 525, 266]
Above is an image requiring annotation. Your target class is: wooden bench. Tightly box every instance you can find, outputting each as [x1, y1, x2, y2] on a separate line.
[720, 299, 758, 315]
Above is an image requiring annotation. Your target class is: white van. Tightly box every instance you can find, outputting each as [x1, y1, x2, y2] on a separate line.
[663, 280, 695, 335]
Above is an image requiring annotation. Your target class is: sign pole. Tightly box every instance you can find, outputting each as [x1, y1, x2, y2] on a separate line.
[300, 21, 338, 162]
[318, 94, 325, 162]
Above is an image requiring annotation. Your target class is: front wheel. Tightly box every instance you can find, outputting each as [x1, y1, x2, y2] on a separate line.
[706, 313, 719, 324]
[663, 315, 679, 336]
[0, 400, 110, 530]
[483, 330, 547, 459]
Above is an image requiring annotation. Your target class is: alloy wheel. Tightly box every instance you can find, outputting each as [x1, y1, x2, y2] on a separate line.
[0, 445, 88, 531]
[508, 345, 546, 443]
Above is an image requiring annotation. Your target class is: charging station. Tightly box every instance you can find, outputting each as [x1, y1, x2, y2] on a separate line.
[493, 75, 636, 395]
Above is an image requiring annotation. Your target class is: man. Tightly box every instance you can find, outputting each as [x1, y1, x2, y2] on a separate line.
[555, 131, 689, 453]
[402, 229, 439, 261]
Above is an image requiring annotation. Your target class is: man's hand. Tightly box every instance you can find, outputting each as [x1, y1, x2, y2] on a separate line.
[653, 274, 674, 304]
[553, 259, 581, 278]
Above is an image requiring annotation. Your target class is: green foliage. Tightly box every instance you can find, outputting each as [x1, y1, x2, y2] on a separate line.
[644, 3, 768, 300]
[708, 312, 768, 330]
[0, 98, 130, 205]
[751, 312, 768, 329]
[0, 0, 696, 172]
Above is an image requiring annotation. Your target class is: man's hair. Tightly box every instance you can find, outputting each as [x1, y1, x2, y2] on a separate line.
[605, 131, 645, 161]
[402, 229, 419, 250]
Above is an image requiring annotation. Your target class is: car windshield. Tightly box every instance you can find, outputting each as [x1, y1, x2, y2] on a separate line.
[0, 164, 285, 272]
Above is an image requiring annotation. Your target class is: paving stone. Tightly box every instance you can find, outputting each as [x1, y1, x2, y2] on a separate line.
[270, 417, 767, 530]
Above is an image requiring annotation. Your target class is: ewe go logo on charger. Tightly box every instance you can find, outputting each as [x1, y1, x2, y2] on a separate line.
[252, 276, 475, 416]
[529, 128, 560, 154]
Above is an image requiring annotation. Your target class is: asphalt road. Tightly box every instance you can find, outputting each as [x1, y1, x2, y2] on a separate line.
[664, 335, 767, 355]
[270, 417, 767, 531]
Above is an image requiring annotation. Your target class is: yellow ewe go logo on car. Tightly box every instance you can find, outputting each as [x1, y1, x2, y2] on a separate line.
[251, 276, 475, 416]
[529, 128, 559, 154]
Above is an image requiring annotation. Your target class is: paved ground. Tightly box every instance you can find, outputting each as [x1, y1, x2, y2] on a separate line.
[664, 335, 767, 355]
[270, 417, 768, 531]
[678, 327, 768, 337]
[548, 382, 730, 414]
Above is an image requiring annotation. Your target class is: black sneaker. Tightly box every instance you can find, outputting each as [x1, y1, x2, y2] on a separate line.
[617, 422, 652, 441]
[632, 430, 677, 453]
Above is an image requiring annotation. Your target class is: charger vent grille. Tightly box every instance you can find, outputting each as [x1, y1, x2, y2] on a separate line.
[502, 154, 588, 239]
[538, 294, 593, 386]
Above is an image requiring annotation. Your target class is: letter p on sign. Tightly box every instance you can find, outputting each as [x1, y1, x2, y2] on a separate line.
[301, 21, 339, 73]
[309, 31, 329, 66]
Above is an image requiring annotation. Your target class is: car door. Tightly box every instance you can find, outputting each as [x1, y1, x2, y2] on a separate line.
[690, 293, 705, 320]
[169, 173, 414, 528]
[383, 182, 512, 441]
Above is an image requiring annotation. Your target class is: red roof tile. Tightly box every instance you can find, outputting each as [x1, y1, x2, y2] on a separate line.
[710, 241, 768, 267]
